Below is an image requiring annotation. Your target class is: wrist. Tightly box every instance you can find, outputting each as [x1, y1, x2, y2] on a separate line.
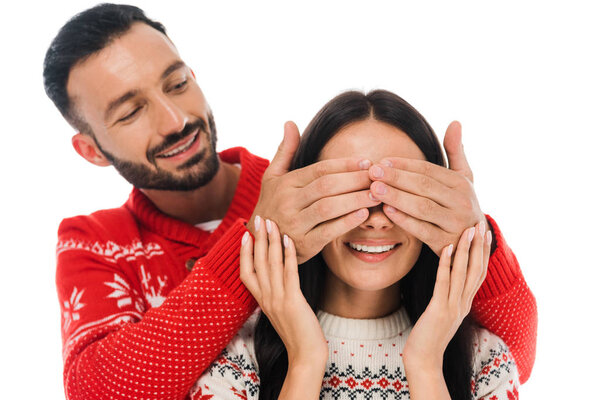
[288, 348, 328, 370]
[403, 348, 443, 374]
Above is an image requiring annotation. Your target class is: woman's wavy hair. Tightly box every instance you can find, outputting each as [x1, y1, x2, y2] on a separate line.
[254, 90, 474, 400]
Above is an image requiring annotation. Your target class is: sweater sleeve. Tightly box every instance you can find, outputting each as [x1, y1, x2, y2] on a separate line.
[470, 215, 537, 384]
[471, 329, 520, 400]
[57, 217, 256, 400]
[189, 314, 260, 400]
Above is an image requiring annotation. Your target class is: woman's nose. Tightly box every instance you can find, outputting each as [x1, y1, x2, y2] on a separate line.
[359, 204, 394, 230]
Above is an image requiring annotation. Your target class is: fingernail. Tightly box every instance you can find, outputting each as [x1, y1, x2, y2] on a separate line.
[486, 230, 492, 245]
[380, 159, 393, 167]
[241, 231, 249, 246]
[371, 165, 384, 178]
[446, 244, 453, 257]
[368, 192, 377, 201]
[283, 234, 290, 248]
[266, 219, 272, 233]
[384, 205, 397, 214]
[478, 221, 486, 238]
[254, 215, 261, 232]
[374, 182, 387, 195]
[359, 159, 371, 170]
[468, 227, 476, 242]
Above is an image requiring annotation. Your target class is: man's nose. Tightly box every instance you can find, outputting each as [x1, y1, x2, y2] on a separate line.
[359, 204, 394, 230]
[153, 93, 187, 136]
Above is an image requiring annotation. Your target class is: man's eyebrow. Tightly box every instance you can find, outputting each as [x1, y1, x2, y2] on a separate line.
[161, 60, 186, 81]
[104, 90, 139, 122]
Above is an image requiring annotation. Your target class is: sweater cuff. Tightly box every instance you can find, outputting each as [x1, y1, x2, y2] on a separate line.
[475, 214, 522, 301]
[198, 218, 256, 312]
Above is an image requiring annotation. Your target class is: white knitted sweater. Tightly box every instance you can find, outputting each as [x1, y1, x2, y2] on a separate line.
[190, 309, 519, 399]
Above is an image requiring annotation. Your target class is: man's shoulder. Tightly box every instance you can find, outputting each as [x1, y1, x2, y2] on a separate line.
[58, 202, 137, 242]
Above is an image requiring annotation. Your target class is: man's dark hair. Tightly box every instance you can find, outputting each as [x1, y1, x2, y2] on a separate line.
[43, 3, 167, 134]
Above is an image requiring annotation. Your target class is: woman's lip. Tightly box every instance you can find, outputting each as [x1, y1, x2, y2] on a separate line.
[155, 129, 199, 157]
[345, 242, 401, 263]
[345, 240, 400, 246]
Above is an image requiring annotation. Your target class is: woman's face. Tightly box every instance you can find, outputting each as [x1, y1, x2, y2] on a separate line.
[320, 118, 426, 296]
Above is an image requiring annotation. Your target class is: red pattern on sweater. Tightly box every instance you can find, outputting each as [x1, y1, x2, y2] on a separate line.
[56, 147, 536, 400]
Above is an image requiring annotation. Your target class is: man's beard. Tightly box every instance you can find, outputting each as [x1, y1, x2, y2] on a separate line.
[95, 113, 220, 191]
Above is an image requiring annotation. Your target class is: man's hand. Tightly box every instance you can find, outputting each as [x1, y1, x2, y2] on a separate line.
[367, 121, 488, 256]
[249, 121, 380, 263]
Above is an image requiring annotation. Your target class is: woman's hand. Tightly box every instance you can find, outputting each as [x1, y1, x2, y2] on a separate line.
[240, 216, 328, 368]
[403, 220, 492, 397]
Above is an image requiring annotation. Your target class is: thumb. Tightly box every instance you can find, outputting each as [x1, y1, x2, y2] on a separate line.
[267, 121, 300, 177]
[443, 121, 473, 182]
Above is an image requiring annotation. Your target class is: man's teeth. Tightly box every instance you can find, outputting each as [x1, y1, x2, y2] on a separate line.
[157, 134, 196, 158]
[348, 243, 397, 254]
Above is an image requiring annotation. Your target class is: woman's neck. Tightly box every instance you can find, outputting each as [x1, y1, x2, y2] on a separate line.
[320, 269, 402, 319]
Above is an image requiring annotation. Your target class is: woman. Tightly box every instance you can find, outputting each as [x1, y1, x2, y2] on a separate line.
[190, 90, 518, 400]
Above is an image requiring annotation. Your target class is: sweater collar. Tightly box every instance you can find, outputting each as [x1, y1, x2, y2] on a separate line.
[317, 308, 411, 340]
[125, 147, 269, 250]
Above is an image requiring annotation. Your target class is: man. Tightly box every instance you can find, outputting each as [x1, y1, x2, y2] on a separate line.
[44, 4, 536, 400]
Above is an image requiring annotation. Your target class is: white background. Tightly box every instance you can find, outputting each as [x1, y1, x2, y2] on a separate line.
[1, 0, 598, 398]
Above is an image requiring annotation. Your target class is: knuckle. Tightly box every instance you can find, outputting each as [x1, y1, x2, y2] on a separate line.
[418, 175, 431, 191]
[423, 162, 433, 177]
[314, 175, 331, 194]
[417, 199, 434, 217]
[315, 199, 332, 218]
[314, 162, 328, 179]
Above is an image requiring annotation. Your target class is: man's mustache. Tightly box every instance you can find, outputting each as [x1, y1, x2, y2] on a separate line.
[147, 118, 208, 163]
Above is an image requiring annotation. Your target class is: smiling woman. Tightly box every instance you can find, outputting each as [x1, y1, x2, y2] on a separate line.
[189, 90, 519, 400]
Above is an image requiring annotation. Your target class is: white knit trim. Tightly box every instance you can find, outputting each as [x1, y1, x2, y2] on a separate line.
[317, 308, 411, 340]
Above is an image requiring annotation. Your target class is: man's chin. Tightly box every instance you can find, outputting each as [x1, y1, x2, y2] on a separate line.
[122, 150, 220, 191]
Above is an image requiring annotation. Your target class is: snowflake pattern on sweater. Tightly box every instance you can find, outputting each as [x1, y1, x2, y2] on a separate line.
[190, 309, 519, 400]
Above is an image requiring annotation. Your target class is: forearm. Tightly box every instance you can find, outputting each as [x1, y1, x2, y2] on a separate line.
[472, 214, 537, 383]
[61, 221, 256, 400]
[404, 365, 451, 400]
[279, 362, 326, 400]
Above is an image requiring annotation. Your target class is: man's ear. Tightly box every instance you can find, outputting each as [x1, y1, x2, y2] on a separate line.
[71, 133, 111, 167]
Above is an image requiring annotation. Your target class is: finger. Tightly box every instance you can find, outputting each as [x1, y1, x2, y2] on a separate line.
[463, 221, 486, 305]
[432, 244, 453, 301]
[252, 216, 272, 299]
[443, 121, 474, 182]
[267, 219, 285, 299]
[265, 121, 301, 178]
[283, 234, 300, 292]
[239, 232, 260, 300]
[377, 157, 464, 188]
[448, 226, 476, 303]
[469, 229, 492, 306]
[382, 205, 447, 255]
[369, 164, 454, 207]
[304, 208, 370, 255]
[371, 181, 452, 232]
[289, 157, 372, 187]
[300, 170, 373, 208]
[301, 189, 380, 230]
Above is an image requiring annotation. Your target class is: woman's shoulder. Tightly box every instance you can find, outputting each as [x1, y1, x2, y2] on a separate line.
[471, 328, 520, 400]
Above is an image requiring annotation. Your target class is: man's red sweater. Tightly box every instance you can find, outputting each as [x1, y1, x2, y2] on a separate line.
[56, 147, 536, 400]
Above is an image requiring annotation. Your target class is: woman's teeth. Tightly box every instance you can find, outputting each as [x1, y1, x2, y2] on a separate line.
[157, 133, 197, 158]
[348, 243, 397, 254]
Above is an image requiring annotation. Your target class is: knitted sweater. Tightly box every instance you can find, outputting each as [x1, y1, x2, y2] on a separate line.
[56, 147, 535, 400]
[190, 309, 519, 399]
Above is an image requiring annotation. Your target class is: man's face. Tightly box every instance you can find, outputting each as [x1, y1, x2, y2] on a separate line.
[67, 22, 218, 190]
